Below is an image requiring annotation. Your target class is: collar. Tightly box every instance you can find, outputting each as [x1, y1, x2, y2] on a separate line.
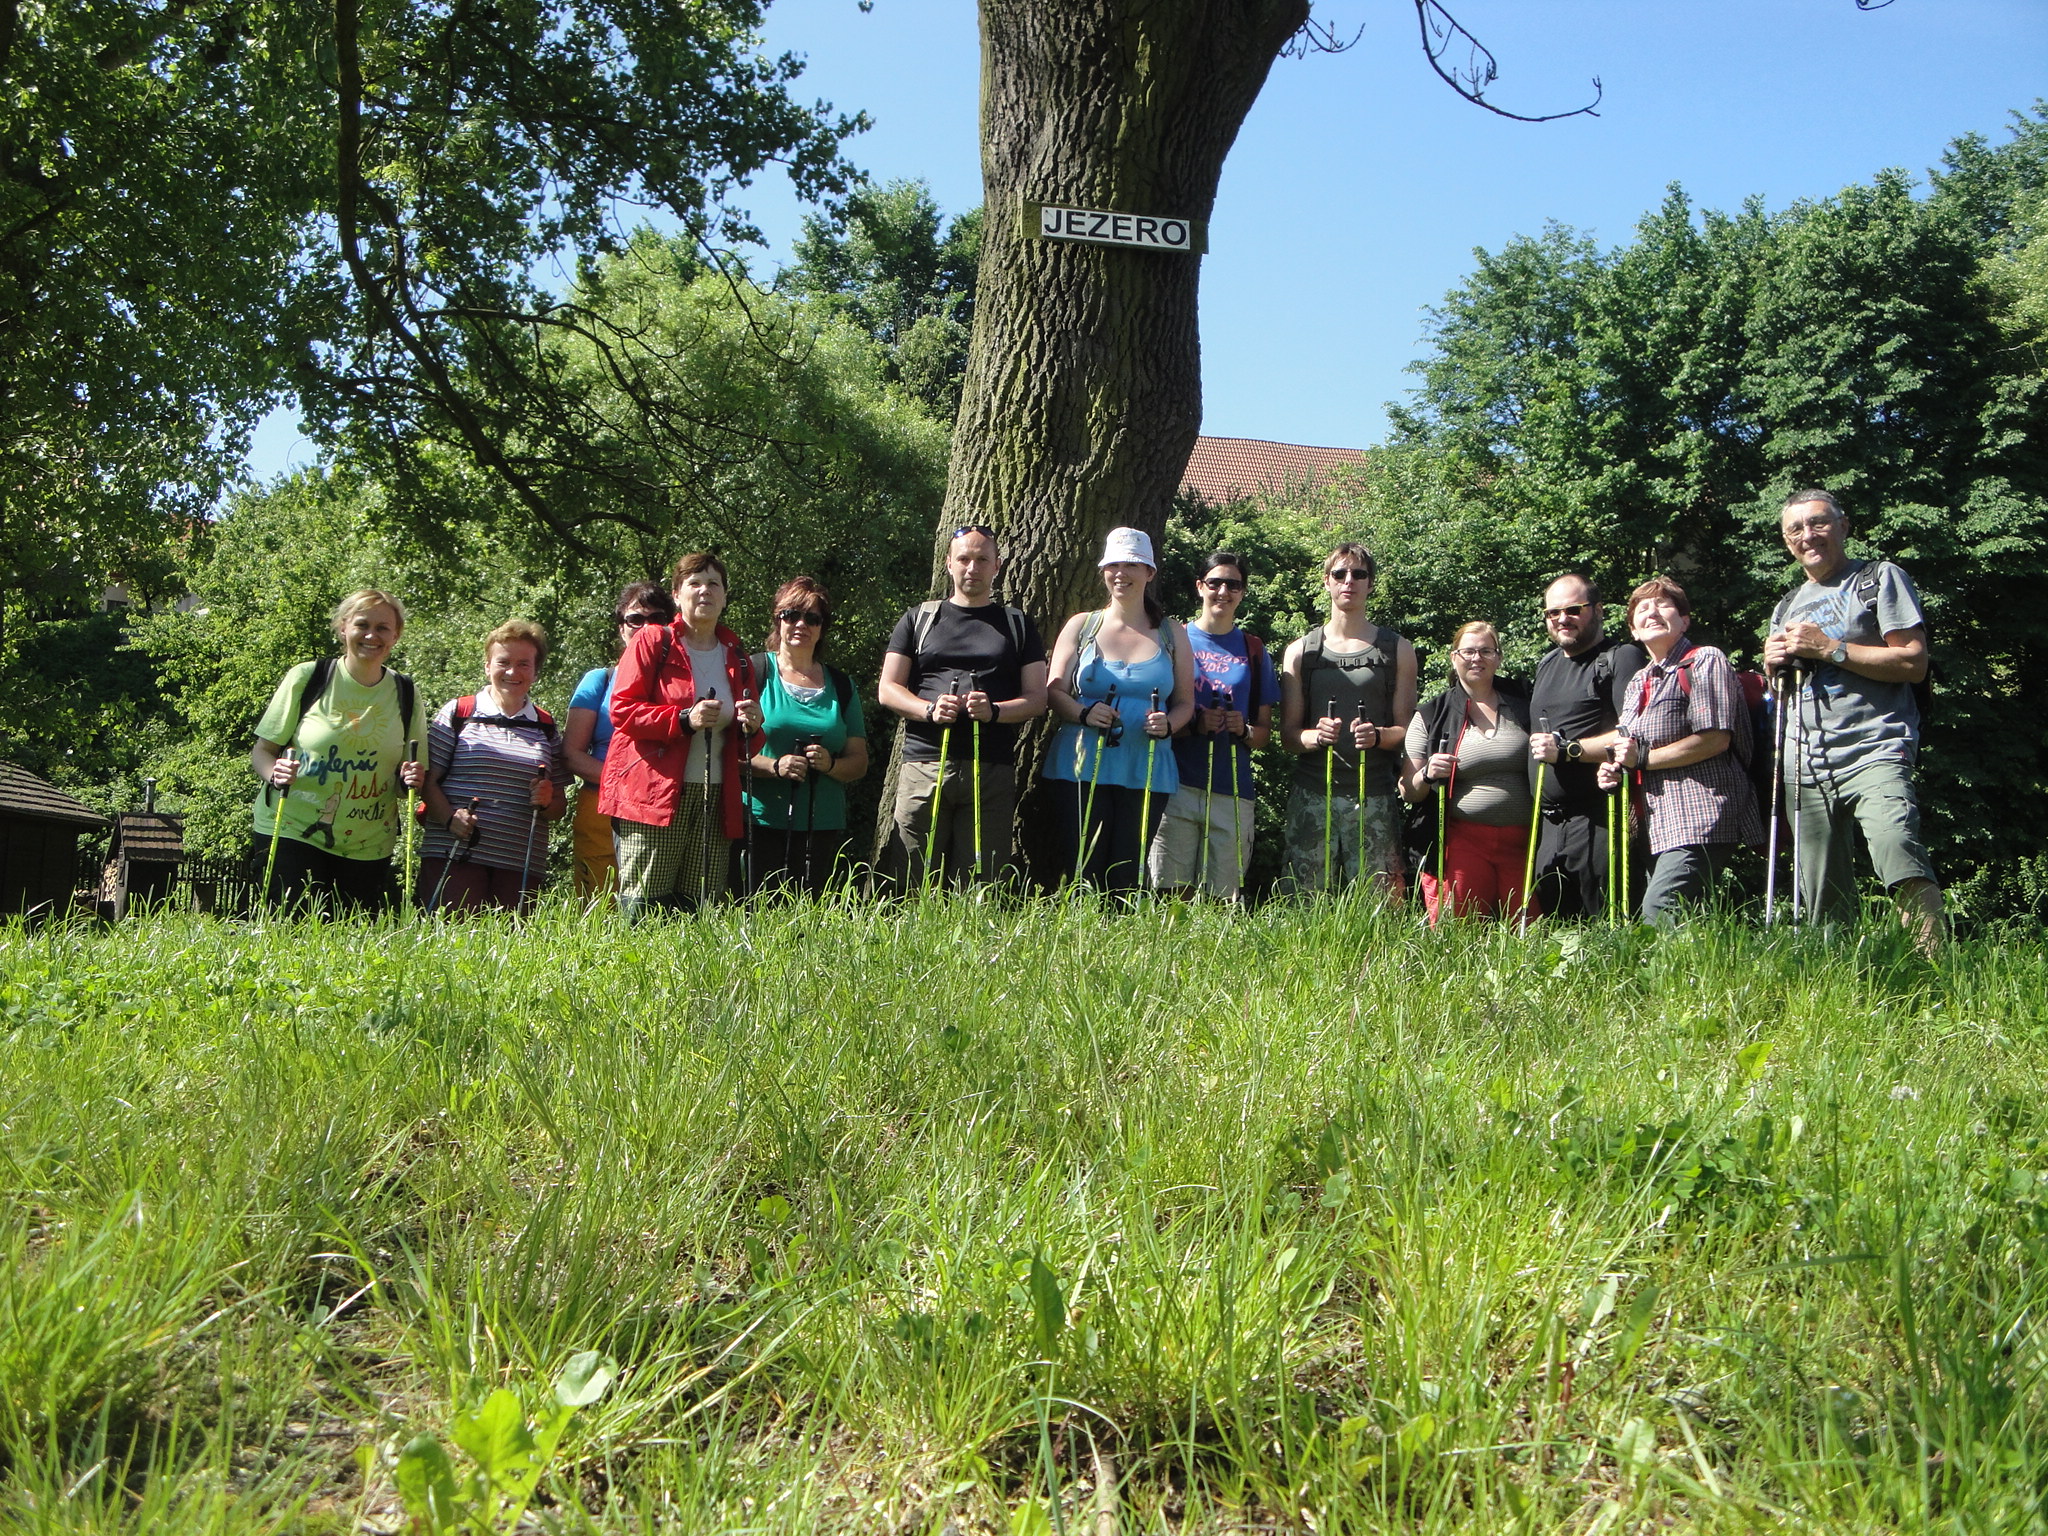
[481, 692, 539, 720]
[1643, 635, 1696, 673]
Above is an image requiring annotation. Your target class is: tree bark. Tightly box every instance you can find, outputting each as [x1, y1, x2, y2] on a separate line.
[885, 0, 1306, 883]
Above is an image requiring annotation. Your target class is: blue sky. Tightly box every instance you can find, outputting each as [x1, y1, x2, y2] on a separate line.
[243, 0, 2047, 476]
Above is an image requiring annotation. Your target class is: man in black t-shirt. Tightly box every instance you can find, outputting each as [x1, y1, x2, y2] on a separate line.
[1526, 573, 1646, 919]
[879, 526, 1049, 884]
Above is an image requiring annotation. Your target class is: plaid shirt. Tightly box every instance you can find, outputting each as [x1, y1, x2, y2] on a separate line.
[1616, 639, 1763, 855]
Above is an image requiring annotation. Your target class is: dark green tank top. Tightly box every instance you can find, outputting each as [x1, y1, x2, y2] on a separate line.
[1293, 623, 1400, 797]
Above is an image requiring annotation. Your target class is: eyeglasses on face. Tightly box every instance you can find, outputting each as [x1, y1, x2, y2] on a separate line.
[1453, 646, 1500, 661]
[1783, 516, 1839, 537]
[777, 608, 828, 627]
[1200, 576, 1246, 592]
[1326, 567, 1372, 584]
[1544, 602, 1590, 620]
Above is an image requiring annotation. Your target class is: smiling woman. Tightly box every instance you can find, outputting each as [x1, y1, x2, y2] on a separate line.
[249, 589, 429, 914]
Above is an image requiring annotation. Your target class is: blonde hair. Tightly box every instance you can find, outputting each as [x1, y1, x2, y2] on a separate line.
[331, 588, 406, 637]
[484, 618, 549, 668]
[1450, 621, 1498, 652]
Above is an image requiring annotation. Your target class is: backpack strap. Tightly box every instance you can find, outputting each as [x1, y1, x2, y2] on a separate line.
[436, 694, 479, 784]
[910, 600, 944, 658]
[827, 664, 854, 714]
[1004, 605, 1029, 663]
[290, 656, 335, 742]
[1064, 609, 1109, 696]
[749, 652, 774, 696]
[394, 671, 418, 742]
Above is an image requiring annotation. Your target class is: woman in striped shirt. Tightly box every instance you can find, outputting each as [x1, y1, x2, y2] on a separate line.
[418, 619, 573, 913]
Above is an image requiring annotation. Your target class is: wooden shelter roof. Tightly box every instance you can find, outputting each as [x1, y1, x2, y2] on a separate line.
[0, 763, 107, 830]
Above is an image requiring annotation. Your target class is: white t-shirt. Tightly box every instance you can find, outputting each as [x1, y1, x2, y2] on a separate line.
[682, 640, 733, 784]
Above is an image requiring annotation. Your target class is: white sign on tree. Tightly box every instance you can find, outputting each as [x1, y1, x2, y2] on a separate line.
[1020, 201, 1207, 254]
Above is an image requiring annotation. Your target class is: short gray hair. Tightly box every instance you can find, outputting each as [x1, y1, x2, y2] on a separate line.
[1780, 487, 1845, 522]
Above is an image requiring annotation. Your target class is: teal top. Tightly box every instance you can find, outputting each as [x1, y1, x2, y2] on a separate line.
[744, 655, 865, 832]
[1044, 629, 1181, 794]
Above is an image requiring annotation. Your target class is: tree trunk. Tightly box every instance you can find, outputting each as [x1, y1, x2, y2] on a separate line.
[878, 0, 1307, 884]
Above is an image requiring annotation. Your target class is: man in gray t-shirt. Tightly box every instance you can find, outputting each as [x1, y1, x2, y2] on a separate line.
[1763, 488, 1941, 951]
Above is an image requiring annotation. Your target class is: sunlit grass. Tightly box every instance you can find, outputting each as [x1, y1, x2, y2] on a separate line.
[2, 895, 2045, 1531]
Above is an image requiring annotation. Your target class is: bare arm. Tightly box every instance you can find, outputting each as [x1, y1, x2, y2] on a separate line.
[877, 650, 927, 721]
[563, 708, 603, 783]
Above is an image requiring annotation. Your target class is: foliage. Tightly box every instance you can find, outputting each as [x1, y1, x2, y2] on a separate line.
[136, 269, 946, 857]
[2, 896, 2047, 1529]
[780, 179, 985, 420]
[0, 0, 321, 613]
[1388, 107, 2048, 893]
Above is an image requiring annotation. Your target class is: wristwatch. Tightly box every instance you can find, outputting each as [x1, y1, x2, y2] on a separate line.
[1829, 642, 1848, 666]
[1564, 737, 1584, 762]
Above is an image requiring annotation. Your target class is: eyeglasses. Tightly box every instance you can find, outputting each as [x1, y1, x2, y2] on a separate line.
[1544, 602, 1591, 620]
[777, 609, 827, 627]
[1326, 567, 1372, 584]
[1200, 577, 1246, 592]
[619, 612, 664, 629]
[1453, 647, 1500, 661]
[1783, 516, 1839, 537]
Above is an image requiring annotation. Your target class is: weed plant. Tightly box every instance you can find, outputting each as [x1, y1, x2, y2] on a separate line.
[2, 895, 2046, 1531]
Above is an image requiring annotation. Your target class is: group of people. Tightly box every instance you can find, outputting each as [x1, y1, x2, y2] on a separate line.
[249, 489, 1941, 946]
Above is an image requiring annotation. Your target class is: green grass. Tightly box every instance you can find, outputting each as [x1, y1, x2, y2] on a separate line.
[3, 895, 2047, 1532]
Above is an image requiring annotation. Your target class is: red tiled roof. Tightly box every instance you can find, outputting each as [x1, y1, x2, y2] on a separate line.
[1180, 436, 1369, 506]
[0, 763, 107, 830]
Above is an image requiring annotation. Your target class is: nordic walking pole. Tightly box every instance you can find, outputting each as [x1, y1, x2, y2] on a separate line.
[428, 796, 481, 913]
[923, 677, 954, 885]
[1354, 705, 1367, 890]
[1521, 714, 1548, 934]
[1764, 671, 1789, 924]
[400, 739, 419, 919]
[1619, 759, 1632, 922]
[1228, 710, 1244, 899]
[1322, 698, 1337, 892]
[971, 672, 985, 884]
[1200, 726, 1216, 894]
[1078, 684, 1115, 880]
[1606, 779, 1619, 925]
[516, 763, 545, 915]
[1137, 687, 1161, 891]
[739, 657, 758, 898]
[261, 749, 296, 910]
[1789, 666, 1807, 924]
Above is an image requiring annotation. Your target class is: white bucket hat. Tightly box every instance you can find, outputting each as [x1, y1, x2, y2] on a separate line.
[1098, 526, 1156, 569]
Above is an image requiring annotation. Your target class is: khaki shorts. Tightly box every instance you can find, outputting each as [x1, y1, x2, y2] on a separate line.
[893, 758, 1014, 887]
[1148, 783, 1254, 898]
[1791, 758, 1938, 922]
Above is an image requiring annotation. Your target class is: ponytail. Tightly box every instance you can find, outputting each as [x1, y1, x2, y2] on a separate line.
[1143, 589, 1164, 629]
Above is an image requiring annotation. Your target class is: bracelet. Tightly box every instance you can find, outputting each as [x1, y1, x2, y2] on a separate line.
[924, 699, 935, 722]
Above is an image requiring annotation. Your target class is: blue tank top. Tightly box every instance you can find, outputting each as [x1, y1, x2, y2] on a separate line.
[1044, 627, 1180, 793]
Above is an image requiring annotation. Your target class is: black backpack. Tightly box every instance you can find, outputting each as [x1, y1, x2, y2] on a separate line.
[288, 656, 421, 742]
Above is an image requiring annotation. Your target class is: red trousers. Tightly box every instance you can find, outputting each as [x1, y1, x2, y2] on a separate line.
[1418, 816, 1537, 924]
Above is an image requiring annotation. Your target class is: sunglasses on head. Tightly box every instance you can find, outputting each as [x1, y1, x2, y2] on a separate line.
[1326, 567, 1372, 584]
[1544, 602, 1591, 620]
[1200, 576, 1245, 592]
[777, 608, 828, 627]
[952, 524, 997, 542]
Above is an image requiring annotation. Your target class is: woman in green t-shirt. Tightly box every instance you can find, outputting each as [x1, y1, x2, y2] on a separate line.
[251, 588, 427, 913]
[743, 576, 868, 895]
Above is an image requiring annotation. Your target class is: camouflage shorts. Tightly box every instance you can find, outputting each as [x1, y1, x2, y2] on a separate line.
[1280, 787, 1405, 897]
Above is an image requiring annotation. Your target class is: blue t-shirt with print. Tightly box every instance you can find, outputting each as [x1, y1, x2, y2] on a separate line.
[1171, 625, 1277, 797]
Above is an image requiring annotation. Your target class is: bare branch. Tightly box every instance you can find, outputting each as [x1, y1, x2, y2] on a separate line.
[1412, 0, 1601, 124]
[1283, 17, 1364, 59]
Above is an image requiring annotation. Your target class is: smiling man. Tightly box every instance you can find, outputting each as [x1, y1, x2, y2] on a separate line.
[1527, 573, 1646, 918]
[1763, 488, 1942, 951]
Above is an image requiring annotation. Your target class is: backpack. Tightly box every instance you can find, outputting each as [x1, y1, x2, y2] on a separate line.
[1062, 608, 1178, 697]
[1770, 559, 1934, 719]
[750, 653, 854, 716]
[288, 656, 420, 744]
[1299, 623, 1395, 720]
[911, 600, 1033, 684]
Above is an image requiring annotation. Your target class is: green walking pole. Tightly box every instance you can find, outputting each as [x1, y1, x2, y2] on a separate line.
[400, 738, 419, 918]
[1606, 783, 1619, 925]
[1137, 688, 1161, 891]
[1200, 732, 1216, 893]
[1228, 719, 1244, 899]
[1077, 684, 1116, 881]
[971, 673, 985, 883]
[261, 748, 296, 911]
[922, 674, 957, 885]
[1521, 714, 1548, 934]
[1619, 757, 1632, 922]
[1354, 706, 1367, 891]
[1321, 698, 1337, 893]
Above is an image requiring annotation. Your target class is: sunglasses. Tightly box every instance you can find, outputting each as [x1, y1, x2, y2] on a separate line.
[1326, 567, 1372, 584]
[777, 609, 828, 627]
[619, 611, 665, 629]
[952, 524, 997, 542]
[1200, 577, 1246, 592]
[1544, 602, 1591, 620]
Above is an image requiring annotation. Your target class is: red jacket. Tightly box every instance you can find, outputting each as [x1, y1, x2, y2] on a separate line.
[599, 621, 760, 837]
